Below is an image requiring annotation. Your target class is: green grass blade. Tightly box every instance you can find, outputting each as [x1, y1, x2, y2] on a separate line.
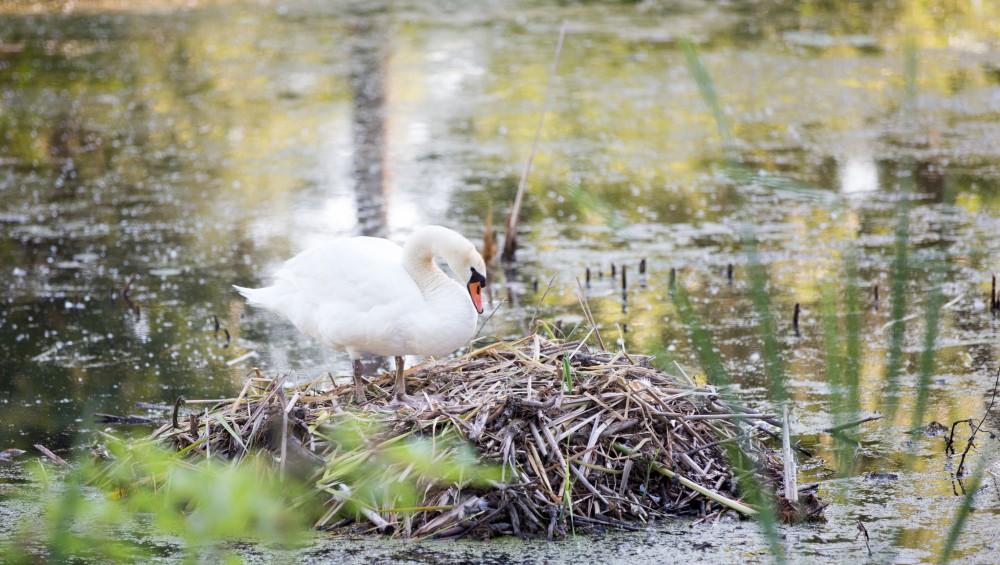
[682, 39, 835, 204]
[680, 39, 732, 151]
[908, 271, 944, 454]
[745, 237, 787, 402]
[819, 283, 850, 476]
[881, 191, 911, 426]
[562, 356, 574, 393]
[671, 284, 785, 562]
[881, 40, 918, 426]
[843, 253, 862, 423]
[672, 283, 730, 387]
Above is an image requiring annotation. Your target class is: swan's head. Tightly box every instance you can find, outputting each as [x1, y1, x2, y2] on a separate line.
[443, 242, 487, 315]
[409, 225, 489, 315]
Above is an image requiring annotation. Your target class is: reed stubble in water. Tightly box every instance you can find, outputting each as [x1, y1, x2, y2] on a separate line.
[991, 274, 997, 316]
[792, 303, 801, 337]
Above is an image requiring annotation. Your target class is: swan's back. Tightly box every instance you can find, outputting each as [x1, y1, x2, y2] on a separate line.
[237, 237, 423, 353]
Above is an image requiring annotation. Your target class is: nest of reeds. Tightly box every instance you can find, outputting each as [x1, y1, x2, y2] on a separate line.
[155, 336, 821, 538]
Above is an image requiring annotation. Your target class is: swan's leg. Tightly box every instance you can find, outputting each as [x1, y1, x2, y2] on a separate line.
[393, 356, 406, 400]
[353, 359, 366, 404]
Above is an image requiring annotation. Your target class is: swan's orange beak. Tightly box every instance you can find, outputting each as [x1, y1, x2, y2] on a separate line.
[468, 281, 484, 314]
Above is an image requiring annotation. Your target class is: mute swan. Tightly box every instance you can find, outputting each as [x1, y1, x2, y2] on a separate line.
[234, 225, 487, 405]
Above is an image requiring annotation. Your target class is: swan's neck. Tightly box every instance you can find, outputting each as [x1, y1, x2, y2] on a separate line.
[400, 226, 478, 355]
[402, 228, 458, 296]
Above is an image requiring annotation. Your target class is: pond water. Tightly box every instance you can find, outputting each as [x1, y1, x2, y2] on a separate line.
[2, 0, 1000, 562]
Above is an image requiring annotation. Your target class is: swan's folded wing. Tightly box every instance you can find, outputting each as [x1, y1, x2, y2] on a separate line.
[261, 237, 423, 347]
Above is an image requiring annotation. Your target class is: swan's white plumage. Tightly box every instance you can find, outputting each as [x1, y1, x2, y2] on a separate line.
[235, 226, 484, 360]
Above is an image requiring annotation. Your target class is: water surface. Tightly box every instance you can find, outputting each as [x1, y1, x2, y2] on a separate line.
[2, 0, 1000, 561]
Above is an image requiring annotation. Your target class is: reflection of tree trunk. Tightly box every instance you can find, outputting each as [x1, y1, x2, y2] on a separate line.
[349, 8, 389, 237]
[913, 160, 946, 203]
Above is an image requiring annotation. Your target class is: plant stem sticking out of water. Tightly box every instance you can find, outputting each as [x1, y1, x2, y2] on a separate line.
[939, 440, 996, 564]
[955, 368, 1000, 478]
[856, 520, 872, 557]
[502, 22, 567, 263]
[991, 274, 997, 316]
[482, 201, 497, 265]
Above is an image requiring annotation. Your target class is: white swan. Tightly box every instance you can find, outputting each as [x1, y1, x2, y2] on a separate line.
[234, 225, 487, 404]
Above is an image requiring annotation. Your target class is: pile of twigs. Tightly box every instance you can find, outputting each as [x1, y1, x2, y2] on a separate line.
[155, 336, 803, 538]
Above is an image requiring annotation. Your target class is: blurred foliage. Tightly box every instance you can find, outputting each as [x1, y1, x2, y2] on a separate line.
[4, 413, 504, 562]
[5, 438, 315, 563]
[312, 411, 503, 519]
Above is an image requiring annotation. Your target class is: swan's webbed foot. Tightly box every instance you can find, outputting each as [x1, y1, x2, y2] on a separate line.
[388, 355, 442, 410]
[388, 392, 440, 411]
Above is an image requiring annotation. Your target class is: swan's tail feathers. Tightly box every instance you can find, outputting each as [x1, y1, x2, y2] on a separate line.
[233, 284, 276, 308]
